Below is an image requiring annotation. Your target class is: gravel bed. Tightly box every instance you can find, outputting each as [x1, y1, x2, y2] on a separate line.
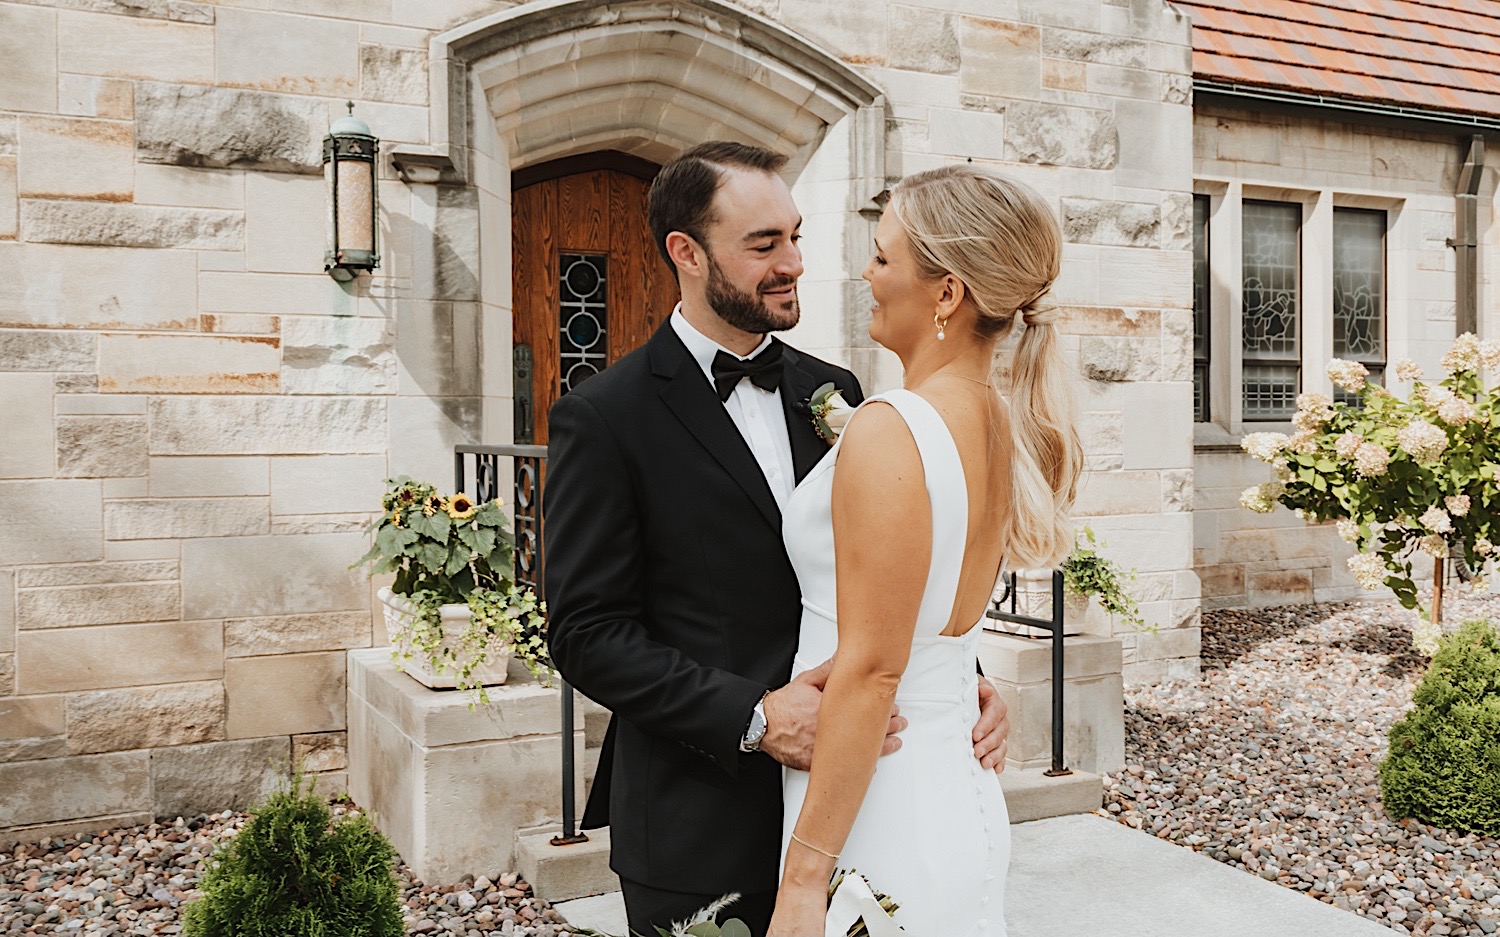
[1102, 585, 1500, 936]
[0, 804, 581, 935]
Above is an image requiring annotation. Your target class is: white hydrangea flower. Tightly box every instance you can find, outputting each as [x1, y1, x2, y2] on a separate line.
[1239, 484, 1279, 514]
[1477, 537, 1494, 557]
[1441, 333, 1482, 373]
[1411, 616, 1442, 657]
[1334, 431, 1364, 460]
[1480, 338, 1500, 371]
[1273, 462, 1294, 483]
[1471, 574, 1489, 594]
[1347, 553, 1387, 591]
[1426, 385, 1477, 426]
[1353, 442, 1389, 478]
[1292, 392, 1334, 431]
[1241, 432, 1290, 463]
[1445, 494, 1471, 517]
[1396, 419, 1448, 464]
[1336, 518, 1360, 543]
[1420, 534, 1449, 558]
[1326, 358, 1369, 392]
[1420, 505, 1453, 534]
[1287, 429, 1318, 455]
[1392, 357, 1423, 383]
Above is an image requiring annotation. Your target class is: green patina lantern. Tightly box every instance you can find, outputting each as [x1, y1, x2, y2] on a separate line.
[323, 102, 380, 281]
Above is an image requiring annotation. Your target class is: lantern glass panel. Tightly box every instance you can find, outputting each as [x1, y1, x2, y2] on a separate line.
[336, 157, 374, 256]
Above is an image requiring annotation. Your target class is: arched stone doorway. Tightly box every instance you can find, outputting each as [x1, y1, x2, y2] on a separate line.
[392, 0, 889, 445]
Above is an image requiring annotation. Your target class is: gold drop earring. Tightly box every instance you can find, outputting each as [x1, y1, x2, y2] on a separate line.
[935, 312, 947, 341]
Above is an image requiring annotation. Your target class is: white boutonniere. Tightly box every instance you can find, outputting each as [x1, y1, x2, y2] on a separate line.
[810, 382, 857, 445]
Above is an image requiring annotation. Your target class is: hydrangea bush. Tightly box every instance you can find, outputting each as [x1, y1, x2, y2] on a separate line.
[1238, 334, 1500, 627]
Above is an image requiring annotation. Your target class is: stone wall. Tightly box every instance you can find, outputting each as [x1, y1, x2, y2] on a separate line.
[1191, 103, 1474, 609]
[0, 0, 1198, 839]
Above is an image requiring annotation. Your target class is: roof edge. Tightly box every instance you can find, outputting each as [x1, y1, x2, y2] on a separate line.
[1196, 79, 1500, 137]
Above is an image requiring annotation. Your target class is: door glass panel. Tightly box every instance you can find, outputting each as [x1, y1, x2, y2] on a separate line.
[1241, 200, 1301, 421]
[559, 252, 608, 393]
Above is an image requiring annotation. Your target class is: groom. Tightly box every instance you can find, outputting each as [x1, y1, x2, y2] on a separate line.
[545, 141, 1011, 934]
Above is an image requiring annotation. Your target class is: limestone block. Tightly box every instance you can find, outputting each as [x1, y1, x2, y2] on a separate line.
[150, 456, 269, 497]
[1062, 198, 1159, 247]
[225, 611, 370, 658]
[0, 570, 12, 654]
[0, 696, 65, 742]
[17, 581, 178, 630]
[1161, 468, 1192, 512]
[199, 272, 356, 315]
[0, 374, 54, 479]
[361, 45, 428, 105]
[0, 243, 198, 331]
[272, 513, 372, 535]
[104, 497, 268, 540]
[1121, 383, 1191, 469]
[243, 172, 323, 274]
[0, 751, 150, 828]
[269, 455, 386, 516]
[1079, 410, 1122, 456]
[99, 333, 278, 394]
[1075, 469, 1164, 517]
[59, 75, 135, 120]
[0, 328, 95, 373]
[432, 187, 480, 302]
[17, 560, 176, 589]
[181, 532, 369, 619]
[55, 395, 146, 416]
[135, 164, 244, 210]
[0, 480, 103, 565]
[0, 654, 11, 696]
[1042, 57, 1086, 92]
[1248, 568, 1313, 607]
[57, 10, 212, 82]
[216, 8, 358, 96]
[397, 301, 481, 398]
[958, 16, 1038, 99]
[135, 83, 323, 175]
[0, 157, 15, 238]
[388, 396, 481, 497]
[1080, 336, 1158, 382]
[1116, 98, 1191, 189]
[56, 374, 100, 394]
[42, 0, 215, 24]
[1058, 306, 1159, 337]
[1160, 192, 1192, 251]
[56, 416, 149, 479]
[889, 6, 959, 74]
[22, 201, 243, 251]
[150, 736, 289, 819]
[780, 0, 888, 67]
[1097, 247, 1191, 309]
[1076, 514, 1191, 573]
[201, 314, 278, 334]
[927, 107, 1006, 159]
[225, 651, 346, 738]
[149, 396, 385, 455]
[17, 117, 133, 201]
[280, 316, 396, 395]
[66, 681, 225, 755]
[1005, 102, 1116, 170]
[0, 5, 57, 113]
[17, 620, 222, 694]
[293, 731, 348, 772]
[1122, 627, 1201, 665]
[1042, 27, 1148, 68]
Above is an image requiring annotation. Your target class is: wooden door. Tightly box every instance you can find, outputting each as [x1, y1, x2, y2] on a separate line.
[512, 157, 679, 444]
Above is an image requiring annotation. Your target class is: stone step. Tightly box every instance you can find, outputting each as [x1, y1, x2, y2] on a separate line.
[515, 827, 619, 904]
[1000, 765, 1103, 823]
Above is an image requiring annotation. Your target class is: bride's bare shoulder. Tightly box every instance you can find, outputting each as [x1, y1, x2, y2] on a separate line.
[833, 401, 922, 491]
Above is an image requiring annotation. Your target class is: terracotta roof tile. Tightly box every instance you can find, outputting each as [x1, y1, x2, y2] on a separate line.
[1175, 0, 1500, 118]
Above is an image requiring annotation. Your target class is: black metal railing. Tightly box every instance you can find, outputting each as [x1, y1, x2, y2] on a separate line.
[985, 570, 1071, 777]
[454, 443, 588, 845]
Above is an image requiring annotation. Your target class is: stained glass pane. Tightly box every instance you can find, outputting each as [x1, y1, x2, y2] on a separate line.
[1242, 201, 1301, 420]
[559, 253, 608, 393]
[1333, 208, 1385, 363]
[1192, 195, 1210, 422]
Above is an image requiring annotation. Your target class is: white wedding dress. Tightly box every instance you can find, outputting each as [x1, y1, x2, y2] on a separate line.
[781, 389, 1009, 936]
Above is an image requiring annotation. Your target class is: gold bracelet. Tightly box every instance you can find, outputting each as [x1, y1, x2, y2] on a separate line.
[789, 830, 839, 860]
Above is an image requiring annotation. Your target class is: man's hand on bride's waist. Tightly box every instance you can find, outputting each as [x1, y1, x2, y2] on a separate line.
[758, 658, 906, 771]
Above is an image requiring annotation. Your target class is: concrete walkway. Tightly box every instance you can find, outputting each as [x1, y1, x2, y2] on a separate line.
[556, 813, 1393, 936]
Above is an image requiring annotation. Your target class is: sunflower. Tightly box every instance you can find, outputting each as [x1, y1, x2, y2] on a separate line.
[423, 495, 442, 516]
[391, 509, 402, 527]
[444, 494, 477, 521]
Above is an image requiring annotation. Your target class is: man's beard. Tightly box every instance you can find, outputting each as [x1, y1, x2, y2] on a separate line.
[705, 253, 800, 334]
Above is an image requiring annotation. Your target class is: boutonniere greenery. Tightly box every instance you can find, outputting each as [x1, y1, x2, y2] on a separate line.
[810, 382, 857, 445]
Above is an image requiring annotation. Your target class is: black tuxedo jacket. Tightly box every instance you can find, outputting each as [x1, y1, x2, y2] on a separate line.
[544, 319, 863, 894]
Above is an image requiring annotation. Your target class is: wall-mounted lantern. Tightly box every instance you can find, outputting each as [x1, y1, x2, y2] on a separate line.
[323, 102, 380, 281]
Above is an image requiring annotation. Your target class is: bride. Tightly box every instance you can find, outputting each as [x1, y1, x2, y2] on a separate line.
[768, 166, 1082, 936]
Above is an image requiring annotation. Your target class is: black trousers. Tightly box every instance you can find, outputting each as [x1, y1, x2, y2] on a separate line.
[621, 878, 776, 937]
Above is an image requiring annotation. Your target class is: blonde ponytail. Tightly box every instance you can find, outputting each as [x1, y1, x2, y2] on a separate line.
[889, 166, 1082, 569]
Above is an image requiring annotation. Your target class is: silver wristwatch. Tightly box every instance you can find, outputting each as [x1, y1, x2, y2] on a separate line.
[739, 693, 769, 752]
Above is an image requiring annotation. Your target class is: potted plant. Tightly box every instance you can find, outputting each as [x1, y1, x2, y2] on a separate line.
[1060, 526, 1148, 636]
[352, 476, 550, 703]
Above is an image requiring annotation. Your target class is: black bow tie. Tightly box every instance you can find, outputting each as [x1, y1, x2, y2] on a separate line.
[710, 343, 784, 402]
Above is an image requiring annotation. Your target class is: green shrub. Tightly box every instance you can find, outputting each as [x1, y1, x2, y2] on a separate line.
[182, 775, 405, 937]
[1379, 619, 1500, 836]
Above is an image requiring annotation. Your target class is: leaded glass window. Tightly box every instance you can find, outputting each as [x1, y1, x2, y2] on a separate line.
[1241, 201, 1301, 421]
[1192, 195, 1210, 422]
[559, 253, 608, 393]
[1333, 208, 1386, 406]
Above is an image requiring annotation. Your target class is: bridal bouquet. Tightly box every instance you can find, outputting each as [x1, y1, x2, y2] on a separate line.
[638, 871, 902, 937]
[810, 382, 857, 444]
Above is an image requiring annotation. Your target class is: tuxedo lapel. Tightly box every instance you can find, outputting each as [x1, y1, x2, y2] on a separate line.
[778, 344, 829, 483]
[651, 326, 781, 530]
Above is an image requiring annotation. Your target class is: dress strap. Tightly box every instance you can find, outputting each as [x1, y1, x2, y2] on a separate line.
[855, 390, 969, 636]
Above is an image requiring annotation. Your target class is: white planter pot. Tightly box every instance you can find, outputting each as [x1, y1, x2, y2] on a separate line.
[378, 586, 510, 689]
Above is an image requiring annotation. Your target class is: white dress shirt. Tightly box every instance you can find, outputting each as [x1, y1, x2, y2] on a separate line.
[670, 307, 797, 512]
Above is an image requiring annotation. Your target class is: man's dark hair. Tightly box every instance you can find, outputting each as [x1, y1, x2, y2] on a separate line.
[647, 141, 789, 275]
